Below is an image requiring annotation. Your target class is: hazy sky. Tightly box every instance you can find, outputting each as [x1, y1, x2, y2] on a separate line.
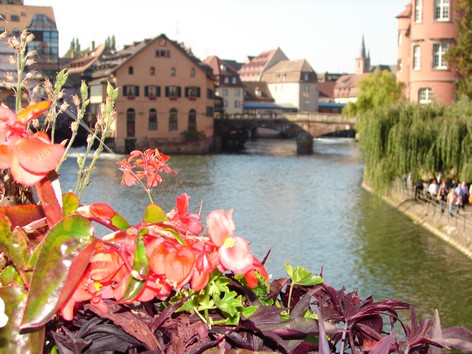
[25, 0, 408, 73]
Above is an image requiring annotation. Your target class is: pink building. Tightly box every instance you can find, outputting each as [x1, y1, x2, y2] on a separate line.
[396, 0, 461, 105]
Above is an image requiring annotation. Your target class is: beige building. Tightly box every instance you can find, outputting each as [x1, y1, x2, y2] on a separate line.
[261, 59, 319, 112]
[88, 34, 216, 153]
[204, 56, 244, 116]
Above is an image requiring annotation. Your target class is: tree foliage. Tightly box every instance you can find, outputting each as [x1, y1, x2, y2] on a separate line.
[357, 98, 472, 192]
[63, 37, 82, 58]
[343, 70, 405, 117]
[104, 35, 116, 51]
[445, 0, 472, 99]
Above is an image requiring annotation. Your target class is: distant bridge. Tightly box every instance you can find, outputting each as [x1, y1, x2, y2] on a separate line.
[214, 112, 357, 151]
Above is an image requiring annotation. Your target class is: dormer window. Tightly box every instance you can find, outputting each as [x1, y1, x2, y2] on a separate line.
[220, 64, 227, 71]
[255, 87, 261, 97]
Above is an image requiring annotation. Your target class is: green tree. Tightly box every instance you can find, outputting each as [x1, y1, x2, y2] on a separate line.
[445, 0, 472, 99]
[64, 37, 82, 58]
[343, 70, 404, 117]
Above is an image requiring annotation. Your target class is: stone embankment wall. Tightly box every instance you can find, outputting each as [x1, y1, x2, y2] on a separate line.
[363, 182, 472, 259]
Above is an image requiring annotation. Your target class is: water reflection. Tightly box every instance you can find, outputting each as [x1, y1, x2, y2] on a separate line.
[60, 138, 472, 329]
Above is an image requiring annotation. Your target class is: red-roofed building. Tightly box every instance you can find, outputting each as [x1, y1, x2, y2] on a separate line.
[238, 48, 288, 82]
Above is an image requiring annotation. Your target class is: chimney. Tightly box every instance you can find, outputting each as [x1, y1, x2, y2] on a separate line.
[91, 41, 95, 50]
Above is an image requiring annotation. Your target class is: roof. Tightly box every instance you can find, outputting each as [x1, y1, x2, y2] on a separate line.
[396, 2, 412, 18]
[203, 55, 244, 87]
[318, 82, 336, 99]
[238, 47, 288, 79]
[334, 74, 370, 98]
[261, 59, 317, 83]
[0, 4, 56, 32]
[66, 43, 107, 75]
[91, 33, 212, 80]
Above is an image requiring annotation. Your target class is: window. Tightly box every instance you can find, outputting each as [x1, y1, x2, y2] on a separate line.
[435, 0, 450, 21]
[169, 108, 178, 131]
[433, 43, 449, 69]
[221, 88, 228, 97]
[145, 85, 161, 97]
[207, 89, 214, 99]
[190, 68, 196, 77]
[155, 49, 170, 57]
[235, 89, 241, 97]
[148, 109, 158, 130]
[232, 77, 237, 84]
[10, 14, 19, 21]
[235, 101, 241, 108]
[165, 86, 181, 98]
[126, 109, 136, 137]
[398, 32, 402, 46]
[123, 85, 139, 97]
[415, 0, 423, 22]
[398, 59, 403, 72]
[188, 109, 197, 131]
[170, 67, 176, 77]
[150, 66, 155, 75]
[224, 77, 229, 84]
[128, 66, 134, 75]
[185, 86, 200, 99]
[413, 45, 421, 70]
[418, 88, 434, 104]
[206, 106, 214, 117]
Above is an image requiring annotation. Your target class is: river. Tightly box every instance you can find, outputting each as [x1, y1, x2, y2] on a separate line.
[59, 138, 472, 329]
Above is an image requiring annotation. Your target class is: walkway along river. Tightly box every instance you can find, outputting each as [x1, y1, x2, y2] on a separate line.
[60, 138, 472, 329]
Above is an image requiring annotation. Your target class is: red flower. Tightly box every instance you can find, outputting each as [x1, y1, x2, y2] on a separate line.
[117, 148, 175, 191]
[0, 102, 64, 186]
[167, 193, 204, 235]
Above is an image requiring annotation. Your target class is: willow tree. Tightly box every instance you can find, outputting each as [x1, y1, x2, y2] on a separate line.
[358, 98, 472, 192]
[343, 70, 405, 117]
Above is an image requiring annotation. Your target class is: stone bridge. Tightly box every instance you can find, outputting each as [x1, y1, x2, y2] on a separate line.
[214, 112, 357, 150]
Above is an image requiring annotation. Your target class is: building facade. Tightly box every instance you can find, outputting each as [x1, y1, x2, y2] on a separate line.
[261, 59, 319, 113]
[203, 56, 244, 116]
[396, 0, 460, 104]
[88, 34, 216, 153]
[238, 48, 288, 82]
[0, 2, 59, 73]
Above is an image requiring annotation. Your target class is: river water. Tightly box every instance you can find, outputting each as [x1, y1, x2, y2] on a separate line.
[59, 138, 472, 329]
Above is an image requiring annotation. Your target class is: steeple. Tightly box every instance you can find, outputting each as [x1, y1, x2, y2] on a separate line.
[355, 35, 371, 75]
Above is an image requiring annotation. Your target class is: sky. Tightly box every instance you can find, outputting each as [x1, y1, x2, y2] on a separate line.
[25, 0, 408, 74]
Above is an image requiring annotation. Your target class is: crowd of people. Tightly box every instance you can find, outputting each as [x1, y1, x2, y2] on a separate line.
[411, 175, 471, 217]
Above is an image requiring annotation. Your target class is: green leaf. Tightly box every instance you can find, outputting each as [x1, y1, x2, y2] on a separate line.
[285, 263, 324, 287]
[121, 235, 149, 302]
[0, 265, 20, 286]
[214, 291, 243, 317]
[0, 286, 45, 354]
[62, 192, 79, 216]
[0, 215, 30, 270]
[241, 305, 258, 319]
[143, 204, 168, 223]
[111, 212, 130, 230]
[21, 215, 94, 329]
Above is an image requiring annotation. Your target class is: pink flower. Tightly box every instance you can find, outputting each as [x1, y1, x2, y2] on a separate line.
[207, 210, 254, 275]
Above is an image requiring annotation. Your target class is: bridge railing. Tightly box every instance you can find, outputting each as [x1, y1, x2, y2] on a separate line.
[215, 112, 357, 124]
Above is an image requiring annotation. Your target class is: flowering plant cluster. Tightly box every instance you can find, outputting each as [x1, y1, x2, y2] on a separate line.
[0, 30, 471, 352]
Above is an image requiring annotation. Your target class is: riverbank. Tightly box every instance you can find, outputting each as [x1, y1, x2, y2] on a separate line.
[363, 182, 472, 260]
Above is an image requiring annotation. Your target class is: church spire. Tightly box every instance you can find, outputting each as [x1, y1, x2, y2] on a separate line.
[360, 35, 366, 58]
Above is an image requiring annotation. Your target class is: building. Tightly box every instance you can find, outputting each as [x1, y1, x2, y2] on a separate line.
[203, 56, 244, 116]
[0, 1, 59, 76]
[396, 0, 460, 104]
[238, 48, 288, 82]
[261, 59, 319, 113]
[333, 37, 393, 103]
[88, 34, 216, 154]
